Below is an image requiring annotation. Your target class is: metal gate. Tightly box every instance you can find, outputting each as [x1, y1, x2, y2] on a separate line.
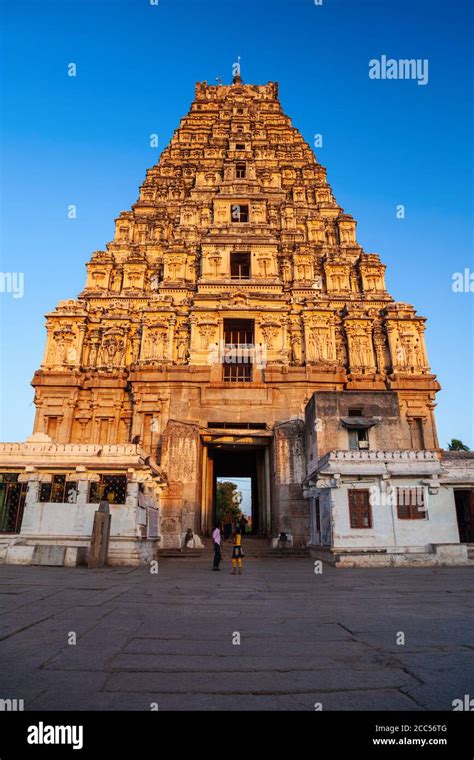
[0, 474, 28, 533]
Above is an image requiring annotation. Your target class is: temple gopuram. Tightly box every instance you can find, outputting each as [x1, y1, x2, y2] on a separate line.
[1, 75, 472, 566]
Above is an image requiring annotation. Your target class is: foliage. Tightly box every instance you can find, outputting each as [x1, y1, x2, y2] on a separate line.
[447, 439, 470, 451]
[215, 481, 242, 526]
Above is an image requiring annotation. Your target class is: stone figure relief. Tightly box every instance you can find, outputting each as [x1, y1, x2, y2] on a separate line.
[308, 328, 333, 362]
[348, 332, 373, 370]
[208, 254, 222, 277]
[146, 328, 167, 360]
[176, 332, 190, 363]
[198, 324, 216, 350]
[51, 326, 75, 366]
[66, 346, 77, 364]
[261, 324, 279, 350]
[290, 331, 302, 365]
[101, 333, 125, 367]
[87, 331, 101, 367]
[257, 255, 272, 277]
[149, 272, 161, 291]
[53, 337, 67, 365]
[109, 269, 123, 292]
[373, 327, 387, 373]
[335, 328, 348, 366]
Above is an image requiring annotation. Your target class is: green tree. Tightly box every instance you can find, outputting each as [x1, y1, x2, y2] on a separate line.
[215, 481, 242, 526]
[447, 439, 470, 451]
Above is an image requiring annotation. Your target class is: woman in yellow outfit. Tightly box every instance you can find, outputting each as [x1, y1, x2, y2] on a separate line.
[231, 528, 244, 575]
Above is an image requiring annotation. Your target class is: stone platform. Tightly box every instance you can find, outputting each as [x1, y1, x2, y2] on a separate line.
[0, 560, 472, 711]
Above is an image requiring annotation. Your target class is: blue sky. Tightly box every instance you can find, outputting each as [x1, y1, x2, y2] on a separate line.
[0, 0, 472, 448]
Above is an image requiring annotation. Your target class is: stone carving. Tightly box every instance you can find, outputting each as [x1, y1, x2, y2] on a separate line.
[176, 332, 190, 364]
[261, 323, 279, 350]
[346, 328, 374, 372]
[31, 74, 438, 501]
[144, 325, 168, 361]
[198, 324, 216, 349]
[100, 329, 126, 367]
[50, 325, 76, 366]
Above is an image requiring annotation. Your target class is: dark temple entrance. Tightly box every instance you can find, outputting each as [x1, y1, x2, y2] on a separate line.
[455, 489, 474, 543]
[201, 440, 271, 536]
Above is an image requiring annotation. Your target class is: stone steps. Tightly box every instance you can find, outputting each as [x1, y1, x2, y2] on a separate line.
[157, 536, 311, 560]
[157, 549, 204, 558]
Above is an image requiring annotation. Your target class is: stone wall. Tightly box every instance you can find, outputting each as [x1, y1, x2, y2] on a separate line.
[159, 420, 201, 547]
[273, 419, 308, 545]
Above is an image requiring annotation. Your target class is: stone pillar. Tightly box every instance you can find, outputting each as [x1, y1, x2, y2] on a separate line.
[88, 502, 111, 569]
[62, 399, 77, 443]
[72, 480, 89, 534]
[273, 419, 308, 546]
[167, 317, 176, 362]
[281, 318, 289, 364]
[19, 479, 40, 534]
[264, 446, 272, 535]
[126, 480, 139, 508]
[76, 324, 87, 367]
[159, 420, 200, 548]
[200, 445, 210, 534]
[189, 315, 198, 353]
[76, 479, 89, 507]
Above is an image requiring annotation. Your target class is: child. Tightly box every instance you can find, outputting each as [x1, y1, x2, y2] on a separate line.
[231, 527, 244, 575]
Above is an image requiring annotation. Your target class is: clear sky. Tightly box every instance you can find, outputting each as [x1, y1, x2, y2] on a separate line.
[0, 0, 472, 448]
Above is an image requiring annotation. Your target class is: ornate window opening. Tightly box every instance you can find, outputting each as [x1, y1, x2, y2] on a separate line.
[235, 143, 246, 151]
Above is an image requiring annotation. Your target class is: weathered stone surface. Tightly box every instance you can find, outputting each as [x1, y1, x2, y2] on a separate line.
[0, 561, 472, 711]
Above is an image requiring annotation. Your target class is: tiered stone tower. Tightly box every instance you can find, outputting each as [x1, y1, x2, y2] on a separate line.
[32, 77, 440, 546]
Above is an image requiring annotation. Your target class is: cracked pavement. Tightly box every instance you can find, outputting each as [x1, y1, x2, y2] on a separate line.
[0, 560, 473, 711]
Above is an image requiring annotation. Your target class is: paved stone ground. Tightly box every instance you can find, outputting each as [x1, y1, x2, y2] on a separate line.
[0, 558, 473, 711]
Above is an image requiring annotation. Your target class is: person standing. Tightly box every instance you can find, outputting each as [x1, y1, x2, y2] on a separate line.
[223, 511, 232, 541]
[239, 514, 248, 536]
[231, 527, 244, 575]
[212, 524, 222, 571]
